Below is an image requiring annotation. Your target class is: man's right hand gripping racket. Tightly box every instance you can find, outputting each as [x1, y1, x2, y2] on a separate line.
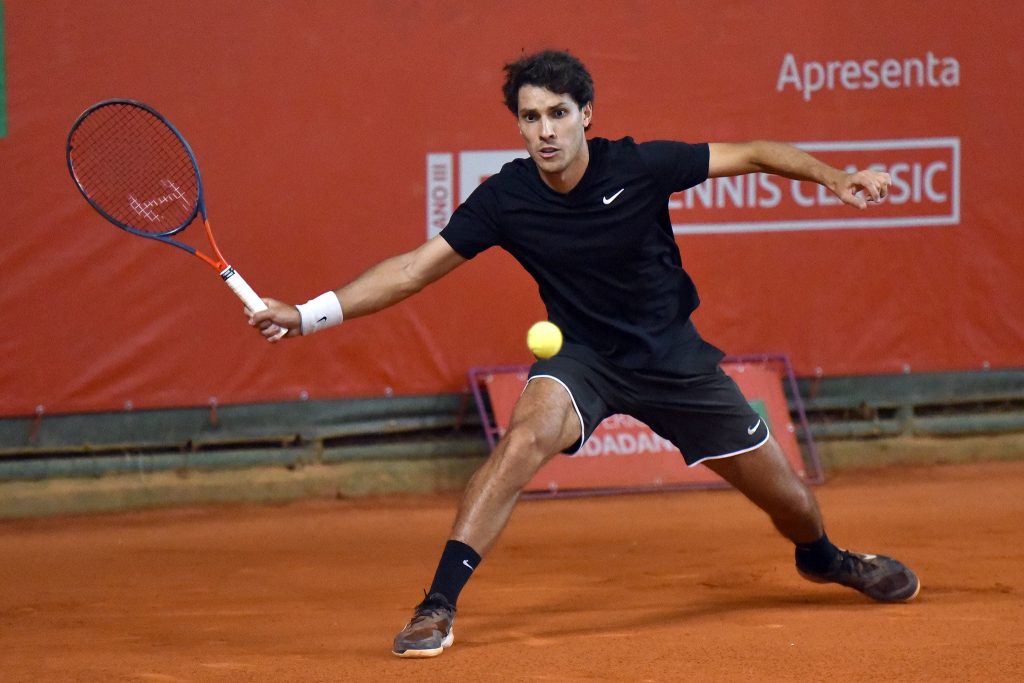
[66, 99, 287, 340]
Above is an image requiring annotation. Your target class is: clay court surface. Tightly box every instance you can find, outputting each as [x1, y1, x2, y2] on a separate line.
[1, 460, 1022, 682]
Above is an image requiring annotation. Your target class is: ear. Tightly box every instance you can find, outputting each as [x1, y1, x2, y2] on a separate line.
[581, 102, 593, 128]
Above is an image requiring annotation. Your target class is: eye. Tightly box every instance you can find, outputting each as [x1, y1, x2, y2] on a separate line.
[522, 113, 537, 123]
[554, 108, 568, 118]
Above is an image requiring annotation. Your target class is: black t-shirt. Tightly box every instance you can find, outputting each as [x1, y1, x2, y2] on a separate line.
[441, 136, 724, 372]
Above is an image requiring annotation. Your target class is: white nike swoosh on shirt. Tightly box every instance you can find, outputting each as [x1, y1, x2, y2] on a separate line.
[747, 420, 761, 435]
[602, 188, 625, 204]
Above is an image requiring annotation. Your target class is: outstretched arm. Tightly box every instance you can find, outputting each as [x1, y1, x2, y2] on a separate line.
[708, 140, 889, 209]
[249, 235, 467, 342]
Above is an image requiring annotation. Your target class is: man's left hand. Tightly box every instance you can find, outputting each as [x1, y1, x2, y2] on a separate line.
[834, 170, 891, 209]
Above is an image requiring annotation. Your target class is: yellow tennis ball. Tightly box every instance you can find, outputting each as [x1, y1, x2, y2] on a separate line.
[527, 321, 563, 359]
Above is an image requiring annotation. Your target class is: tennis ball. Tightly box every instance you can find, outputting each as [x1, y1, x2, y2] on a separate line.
[527, 321, 563, 359]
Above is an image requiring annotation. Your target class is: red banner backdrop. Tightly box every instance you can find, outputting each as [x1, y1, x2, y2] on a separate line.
[1, 1, 1022, 416]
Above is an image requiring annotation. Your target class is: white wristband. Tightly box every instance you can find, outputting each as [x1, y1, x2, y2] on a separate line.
[296, 291, 343, 336]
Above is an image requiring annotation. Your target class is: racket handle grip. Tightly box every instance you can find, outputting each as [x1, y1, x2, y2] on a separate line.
[220, 266, 288, 340]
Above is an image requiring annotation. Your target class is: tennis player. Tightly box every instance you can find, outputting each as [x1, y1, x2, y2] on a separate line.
[250, 50, 920, 658]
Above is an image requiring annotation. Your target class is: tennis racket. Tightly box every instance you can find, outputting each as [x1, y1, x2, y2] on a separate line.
[66, 99, 286, 338]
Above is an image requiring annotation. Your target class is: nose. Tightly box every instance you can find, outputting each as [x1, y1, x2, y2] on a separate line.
[540, 116, 555, 139]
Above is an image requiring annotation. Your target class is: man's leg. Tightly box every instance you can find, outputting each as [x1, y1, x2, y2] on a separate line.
[701, 435, 823, 543]
[392, 377, 581, 658]
[702, 435, 920, 603]
[449, 377, 582, 553]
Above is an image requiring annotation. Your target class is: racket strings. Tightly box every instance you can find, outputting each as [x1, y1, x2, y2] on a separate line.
[70, 103, 200, 235]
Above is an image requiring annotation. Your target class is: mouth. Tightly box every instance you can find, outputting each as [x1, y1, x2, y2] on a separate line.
[538, 146, 559, 159]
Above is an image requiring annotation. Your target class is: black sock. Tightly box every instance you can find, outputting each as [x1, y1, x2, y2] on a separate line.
[427, 540, 482, 606]
[795, 532, 841, 573]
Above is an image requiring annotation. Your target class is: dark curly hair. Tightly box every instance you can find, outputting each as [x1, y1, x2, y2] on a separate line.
[502, 50, 594, 115]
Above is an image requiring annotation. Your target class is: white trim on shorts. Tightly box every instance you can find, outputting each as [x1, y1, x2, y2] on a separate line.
[525, 374, 587, 455]
[686, 426, 771, 468]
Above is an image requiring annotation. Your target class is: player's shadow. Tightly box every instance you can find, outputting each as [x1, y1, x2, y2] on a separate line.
[463, 588, 883, 648]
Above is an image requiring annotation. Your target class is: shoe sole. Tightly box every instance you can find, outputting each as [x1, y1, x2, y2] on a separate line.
[392, 629, 454, 658]
[901, 578, 922, 602]
[798, 569, 922, 603]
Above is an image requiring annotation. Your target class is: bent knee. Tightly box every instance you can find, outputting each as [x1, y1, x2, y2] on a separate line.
[491, 426, 561, 482]
[501, 426, 556, 464]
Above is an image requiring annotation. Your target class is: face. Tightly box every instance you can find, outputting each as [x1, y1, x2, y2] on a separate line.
[515, 84, 593, 192]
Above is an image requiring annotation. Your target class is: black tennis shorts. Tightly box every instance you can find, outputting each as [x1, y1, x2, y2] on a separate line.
[528, 343, 769, 466]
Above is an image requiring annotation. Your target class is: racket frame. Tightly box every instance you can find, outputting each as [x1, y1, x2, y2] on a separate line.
[66, 99, 285, 337]
[66, 98, 231, 272]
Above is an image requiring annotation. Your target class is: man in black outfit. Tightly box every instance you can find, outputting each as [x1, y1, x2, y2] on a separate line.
[250, 50, 920, 659]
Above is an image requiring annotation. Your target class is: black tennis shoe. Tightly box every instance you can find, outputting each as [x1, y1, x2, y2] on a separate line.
[392, 592, 456, 658]
[798, 549, 921, 602]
